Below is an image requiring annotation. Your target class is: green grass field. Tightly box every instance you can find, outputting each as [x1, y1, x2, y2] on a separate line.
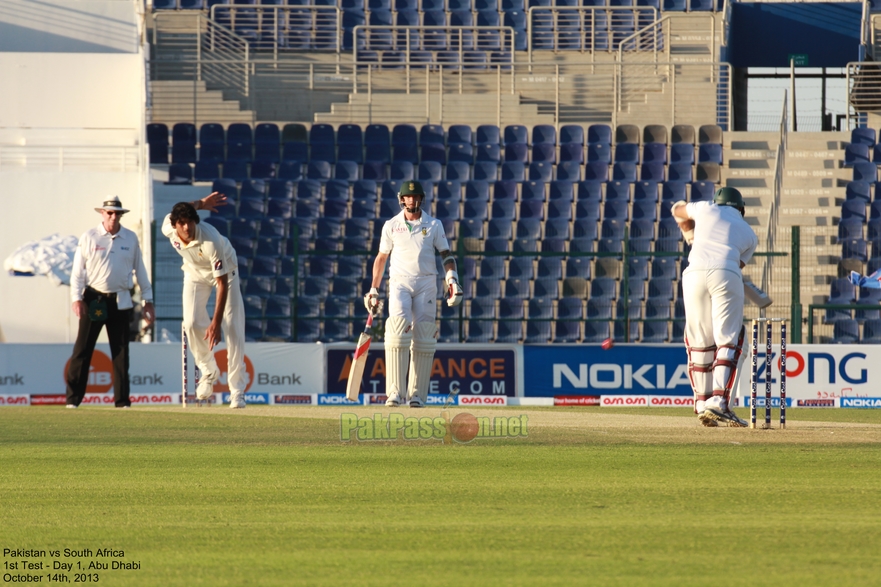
[1, 407, 880, 586]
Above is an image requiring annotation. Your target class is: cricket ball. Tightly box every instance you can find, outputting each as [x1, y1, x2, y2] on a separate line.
[450, 413, 479, 443]
[601, 338, 614, 350]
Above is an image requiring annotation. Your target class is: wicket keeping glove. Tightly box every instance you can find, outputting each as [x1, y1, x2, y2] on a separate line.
[445, 270, 464, 307]
[364, 287, 381, 313]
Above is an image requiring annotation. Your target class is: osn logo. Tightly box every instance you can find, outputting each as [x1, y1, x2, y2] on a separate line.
[205, 349, 255, 393]
[63, 350, 114, 393]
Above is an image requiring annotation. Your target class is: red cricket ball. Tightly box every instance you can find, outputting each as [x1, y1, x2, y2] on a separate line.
[601, 338, 614, 350]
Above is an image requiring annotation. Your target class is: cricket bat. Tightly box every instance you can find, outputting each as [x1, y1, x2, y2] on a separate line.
[345, 303, 382, 401]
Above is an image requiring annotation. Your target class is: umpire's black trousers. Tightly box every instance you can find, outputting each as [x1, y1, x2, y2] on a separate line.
[65, 287, 133, 407]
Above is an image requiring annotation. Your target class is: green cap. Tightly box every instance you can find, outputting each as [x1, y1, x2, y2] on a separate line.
[713, 187, 745, 209]
[399, 181, 425, 197]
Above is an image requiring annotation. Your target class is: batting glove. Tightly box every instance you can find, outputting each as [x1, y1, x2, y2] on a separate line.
[445, 270, 464, 307]
[363, 287, 381, 314]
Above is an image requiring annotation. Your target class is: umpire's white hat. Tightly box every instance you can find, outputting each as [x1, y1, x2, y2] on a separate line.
[95, 196, 129, 214]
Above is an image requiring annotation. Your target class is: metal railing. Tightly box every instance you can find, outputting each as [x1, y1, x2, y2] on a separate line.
[846, 60, 881, 129]
[352, 25, 516, 60]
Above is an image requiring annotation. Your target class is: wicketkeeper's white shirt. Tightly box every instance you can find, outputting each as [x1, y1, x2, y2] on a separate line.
[379, 211, 450, 278]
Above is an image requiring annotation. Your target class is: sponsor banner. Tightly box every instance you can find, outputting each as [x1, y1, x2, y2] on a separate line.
[326, 344, 516, 398]
[274, 394, 314, 405]
[365, 393, 456, 406]
[131, 394, 176, 405]
[840, 397, 881, 409]
[0, 343, 324, 399]
[458, 395, 507, 406]
[554, 396, 601, 406]
[600, 395, 649, 407]
[318, 394, 361, 405]
[181, 393, 218, 405]
[737, 345, 877, 402]
[30, 394, 65, 405]
[796, 399, 837, 408]
[647, 395, 694, 408]
[222, 392, 270, 405]
[0, 394, 29, 406]
[509, 397, 554, 407]
[744, 397, 793, 408]
[523, 345, 691, 398]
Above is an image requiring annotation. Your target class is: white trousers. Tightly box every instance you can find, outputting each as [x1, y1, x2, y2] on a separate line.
[682, 267, 744, 397]
[182, 276, 247, 395]
[387, 275, 438, 323]
[683, 268, 744, 346]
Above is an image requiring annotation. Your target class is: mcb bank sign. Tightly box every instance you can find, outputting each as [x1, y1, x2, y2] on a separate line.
[523, 346, 692, 397]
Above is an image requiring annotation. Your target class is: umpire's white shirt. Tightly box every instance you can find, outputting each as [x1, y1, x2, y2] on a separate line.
[161, 215, 239, 285]
[379, 211, 450, 277]
[684, 201, 757, 273]
[70, 223, 153, 310]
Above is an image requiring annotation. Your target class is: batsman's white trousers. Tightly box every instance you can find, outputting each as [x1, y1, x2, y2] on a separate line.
[182, 276, 247, 395]
[682, 267, 744, 389]
[387, 275, 438, 323]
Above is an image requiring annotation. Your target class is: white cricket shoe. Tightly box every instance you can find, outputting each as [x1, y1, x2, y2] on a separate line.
[695, 400, 717, 427]
[196, 373, 216, 400]
[229, 392, 246, 409]
[701, 396, 748, 428]
[408, 396, 424, 408]
[385, 393, 402, 407]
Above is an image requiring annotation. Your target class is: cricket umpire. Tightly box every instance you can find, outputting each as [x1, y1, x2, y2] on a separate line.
[365, 181, 464, 407]
[66, 196, 155, 408]
[672, 187, 757, 427]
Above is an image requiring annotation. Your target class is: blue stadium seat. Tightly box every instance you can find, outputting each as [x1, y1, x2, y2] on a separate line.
[172, 122, 197, 163]
[463, 200, 488, 220]
[437, 199, 462, 220]
[690, 181, 715, 202]
[147, 123, 169, 164]
[390, 160, 415, 180]
[587, 124, 612, 145]
[847, 181, 872, 202]
[670, 143, 695, 165]
[250, 161, 276, 180]
[447, 124, 472, 146]
[194, 161, 220, 181]
[852, 127, 876, 147]
[667, 162, 693, 182]
[437, 180, 462, 202]
[444, 160, 469, 181]
[307, 160, 333, 182]
[559, 143, 584, 165]
[364, 124, 391, 163]
[473, 161, 499, 181]
[554, 161, 580, 182]
[167, 163, 193, 185]
[486, 217, 513, 238]
[334, 160, 359, 181]
[508, 257, 534, 279]
[831, 319, 860, 344]
[544, 217, 570, 239]
[583, 161, 609, 182]
[222, 160, 249, 182]
[419, 161, 443, 182]
[227, 123, 254, 161]
[276, 160, 302, 181]
[532, 143, 556, 165]
[516, 218, 542, 239]
[504, 142, 529, 164]
[842, 199, 868, 222]
[282, 141, 308, 163]
[500, 161, 525, 181]
[854, 161, 879, 182]
[845, 144, 871, 168]
[504, 125, 529, 146]
[529, 161, 554, 182]
[421, 143, 446, 165]
[587, 143, 612, 163]
[612, 162, 638, 182]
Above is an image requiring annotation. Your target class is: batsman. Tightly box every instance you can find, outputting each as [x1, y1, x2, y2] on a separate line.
[364, 181, 464, 408]
[672, 187, 758, 427]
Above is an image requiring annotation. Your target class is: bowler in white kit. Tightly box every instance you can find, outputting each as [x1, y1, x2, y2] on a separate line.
[162, 193, 247, 409]
[364, 181, 464, 407]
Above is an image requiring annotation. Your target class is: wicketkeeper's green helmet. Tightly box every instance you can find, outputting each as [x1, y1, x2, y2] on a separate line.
[713, 187, 745, 210]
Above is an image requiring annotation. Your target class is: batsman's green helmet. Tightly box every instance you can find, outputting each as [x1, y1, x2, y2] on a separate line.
[399, 181, 425, 197]
[713, 187, 745, 209]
